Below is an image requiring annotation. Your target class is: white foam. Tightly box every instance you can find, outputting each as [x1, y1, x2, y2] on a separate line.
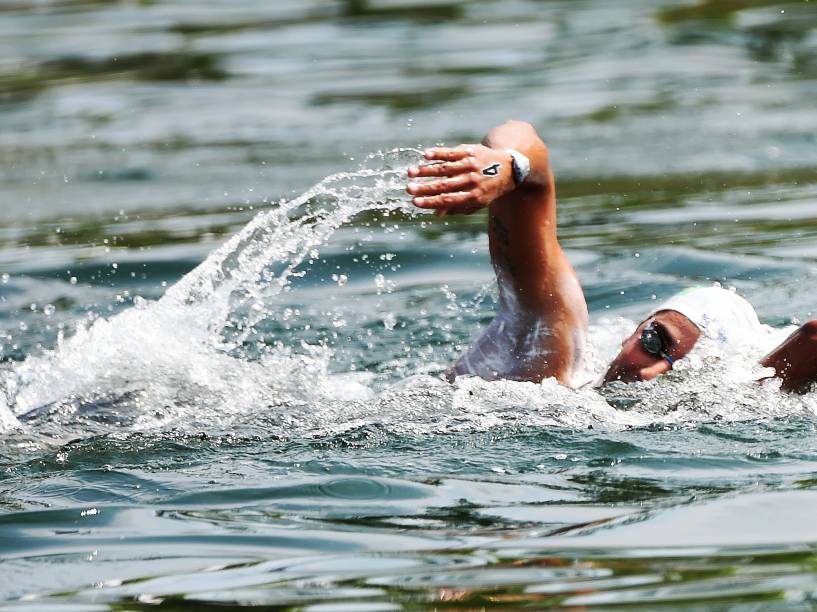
[2, 151, 816, 440]
[0, 394, 20, 433]
[1, 150, 416, 435]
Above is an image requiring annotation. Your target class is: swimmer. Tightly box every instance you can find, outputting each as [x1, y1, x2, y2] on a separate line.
[407, 120, 589, 386]
[406, 121, 817, 393]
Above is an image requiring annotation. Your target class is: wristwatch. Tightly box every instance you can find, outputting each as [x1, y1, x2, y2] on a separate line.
[506, 149, 531, 186]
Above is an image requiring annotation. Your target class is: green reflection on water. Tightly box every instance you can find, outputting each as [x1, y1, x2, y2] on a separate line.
[660, 0, 806, 23]
[0, 51, 226, 103]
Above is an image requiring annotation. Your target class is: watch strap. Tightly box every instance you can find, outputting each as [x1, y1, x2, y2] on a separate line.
[506, 149, 531, 185]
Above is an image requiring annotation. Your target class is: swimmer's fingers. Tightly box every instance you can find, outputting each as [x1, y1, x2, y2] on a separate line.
[412, 191, 476, 211]
[407, 158, 475, 179]
[424, 146, 474, 162]
[407, 144, 513, 214]
[406, 173, 475, 197]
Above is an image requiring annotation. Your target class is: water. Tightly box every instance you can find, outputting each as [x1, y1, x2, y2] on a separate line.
[2, 0, 817, 608]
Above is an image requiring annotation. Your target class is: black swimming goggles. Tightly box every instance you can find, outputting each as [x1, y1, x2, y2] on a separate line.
[640, 321, 675, 366]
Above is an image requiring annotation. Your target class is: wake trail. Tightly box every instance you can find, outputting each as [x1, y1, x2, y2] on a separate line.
[1, 148, 816, 440]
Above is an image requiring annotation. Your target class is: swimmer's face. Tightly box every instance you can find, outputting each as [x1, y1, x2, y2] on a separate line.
[603, 310, 701, 384]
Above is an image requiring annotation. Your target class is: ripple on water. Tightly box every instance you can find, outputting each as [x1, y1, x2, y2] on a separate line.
[2, 1, 817, 607]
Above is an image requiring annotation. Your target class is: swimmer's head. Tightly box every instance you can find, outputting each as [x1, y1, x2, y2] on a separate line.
[603, 310, 701, 383]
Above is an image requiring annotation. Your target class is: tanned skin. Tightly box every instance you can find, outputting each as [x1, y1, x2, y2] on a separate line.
[603, 310, 701, 384]
[759, 321, 817, 393]
[406, 120, 588, 384]
[408, 120, 817, 392]
[606, 313, 817, 392]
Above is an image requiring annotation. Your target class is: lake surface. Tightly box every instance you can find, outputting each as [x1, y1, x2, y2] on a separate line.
[2, 0, 817, 609]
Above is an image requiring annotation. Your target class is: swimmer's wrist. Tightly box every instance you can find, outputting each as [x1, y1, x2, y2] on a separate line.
[506, 149, 531, 186]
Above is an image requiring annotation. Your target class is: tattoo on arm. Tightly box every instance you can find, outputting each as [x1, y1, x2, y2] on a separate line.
[490, 214, 515, 277]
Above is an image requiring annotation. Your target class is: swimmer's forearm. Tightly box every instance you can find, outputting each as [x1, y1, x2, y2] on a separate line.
[485, 123, 567, 311]
[759, 320, 817, 393]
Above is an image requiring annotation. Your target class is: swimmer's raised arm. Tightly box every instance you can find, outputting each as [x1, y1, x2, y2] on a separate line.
[407, 121, 588, 385]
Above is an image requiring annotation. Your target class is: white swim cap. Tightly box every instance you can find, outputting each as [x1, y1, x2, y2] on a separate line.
[650, 285, 762, 347]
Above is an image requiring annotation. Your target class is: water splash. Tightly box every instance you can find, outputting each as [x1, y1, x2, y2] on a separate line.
[0, 149, 420, 435]
[2, 149, 816, 440]
[163, 148, 421, 348]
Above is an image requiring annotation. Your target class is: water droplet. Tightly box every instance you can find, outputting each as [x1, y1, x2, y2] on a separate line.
[43, 304, 56, 316]
[69, 276, 78, 285]
[0, 273, 8, 284]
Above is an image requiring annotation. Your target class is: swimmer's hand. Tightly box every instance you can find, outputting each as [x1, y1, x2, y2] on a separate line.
[406, 145, 514, 216]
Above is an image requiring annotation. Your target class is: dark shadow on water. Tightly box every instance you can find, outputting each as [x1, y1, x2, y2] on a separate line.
[0, 50, 227, 103]
[341, 0, 463, 21]
[313, 84, 470, 112]
[659, 0, 806, 24]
